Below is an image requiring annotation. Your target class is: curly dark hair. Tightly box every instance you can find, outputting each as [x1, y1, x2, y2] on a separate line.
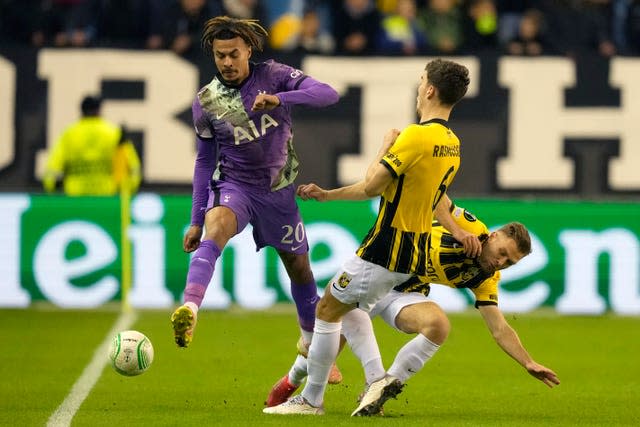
[201, 16, 268, 56]
[425, 59, 470, 106]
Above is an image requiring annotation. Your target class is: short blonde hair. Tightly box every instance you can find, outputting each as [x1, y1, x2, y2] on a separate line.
[497, 222, 531, 255]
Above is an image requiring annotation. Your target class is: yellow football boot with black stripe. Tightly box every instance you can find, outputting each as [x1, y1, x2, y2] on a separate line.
[171, 305, 197, 348]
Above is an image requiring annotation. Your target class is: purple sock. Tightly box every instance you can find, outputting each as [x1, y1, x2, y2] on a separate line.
[290, 281, 319, 332]
[184, 240, 221, 307]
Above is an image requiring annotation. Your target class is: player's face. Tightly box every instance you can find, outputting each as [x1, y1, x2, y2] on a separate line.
[477, 231, 526, 274]
[416, 71, 431, 114]
[212, 37, 252, 85]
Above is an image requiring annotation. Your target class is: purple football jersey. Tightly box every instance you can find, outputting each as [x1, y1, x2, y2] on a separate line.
[189, 60, 339, 225]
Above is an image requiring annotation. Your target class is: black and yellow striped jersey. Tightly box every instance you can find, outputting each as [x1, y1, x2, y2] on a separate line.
[357, 119, 460, 275]
[393, 205, 500, 307]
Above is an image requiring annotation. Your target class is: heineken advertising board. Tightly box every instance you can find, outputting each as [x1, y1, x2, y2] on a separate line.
[1, 193, 639, 315]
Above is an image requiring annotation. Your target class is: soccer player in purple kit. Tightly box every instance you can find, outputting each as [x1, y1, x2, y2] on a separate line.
[170, 16, 341, 380]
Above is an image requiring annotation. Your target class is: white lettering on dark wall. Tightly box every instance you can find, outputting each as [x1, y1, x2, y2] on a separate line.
[1, 52, 637, 190]
[498, 57, 640, 190]
[0, 56, 15, 171]
[36, 49, 198, 183]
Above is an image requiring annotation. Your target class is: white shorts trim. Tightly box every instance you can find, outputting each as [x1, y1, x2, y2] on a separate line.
[328, 255, 412, 313]
[369, 290, 432, 332]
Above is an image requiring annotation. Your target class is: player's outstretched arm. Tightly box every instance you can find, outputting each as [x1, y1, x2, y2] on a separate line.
[297, 128, 399, 203]
[479, 305, 560, 388]
[297, 181, 370, 202]
[274, 75, 339, 109]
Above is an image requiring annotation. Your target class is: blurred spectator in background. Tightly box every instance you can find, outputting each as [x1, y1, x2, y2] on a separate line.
[540, 0, 616, 58]
[417, 0, 464, 53]
[377, 0, 399, 14]
[627, 0, 640, 53]
[264, 0, 305, 50]
[377, 0, 427, 54]
[505, 8, 550, 55]
[288, 7, 335, 54]
[43, 96, 141, 196]
[611, 0, 640, 54]
[0, 0, 41, 44]
[463, 0, 499, 52]
[266, 0, 335, 53]
[221, 0, 266, 20]
[2, 0, 640, 57]
[31, 0, 99, 47]
[96, 0, 164, 48]
[331, 0, 382, 54]
[163, 0, 221, 55]
[495, 0, 534, 46]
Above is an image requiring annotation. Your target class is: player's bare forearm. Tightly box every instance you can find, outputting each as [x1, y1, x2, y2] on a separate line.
[491, 321, 559, 386]
[300, 128, 397, 202]
[297, 182, 370, 201]
[479, 305, 553, 384]
[327, 181, 370, 200]
[434, 198, 482, 257]
[365, 129, 399, 181]
[494, 324, 534, 368]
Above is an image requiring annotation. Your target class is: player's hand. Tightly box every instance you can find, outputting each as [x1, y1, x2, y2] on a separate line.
[252, 93, 280, 111]
[526, 362, 560, 388]
[297, 183, 328, 201]
[452, 229, 482, 258]
[183, 225, 203, 253]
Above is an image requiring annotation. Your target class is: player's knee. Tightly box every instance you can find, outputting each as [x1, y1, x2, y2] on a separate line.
[420, 311, 450, 344]
[316, 292, 348, 322]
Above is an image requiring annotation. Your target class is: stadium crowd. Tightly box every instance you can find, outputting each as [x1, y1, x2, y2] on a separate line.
[0, 0, 639, 57]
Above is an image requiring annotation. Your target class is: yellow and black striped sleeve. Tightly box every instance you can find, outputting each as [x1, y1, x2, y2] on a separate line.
[470, 271, 500, 308]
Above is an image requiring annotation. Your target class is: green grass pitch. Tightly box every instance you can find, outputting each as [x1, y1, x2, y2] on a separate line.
[2, 306, 640, 426]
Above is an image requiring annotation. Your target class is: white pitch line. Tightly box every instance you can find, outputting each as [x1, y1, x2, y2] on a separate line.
[47, 311, 138, 427]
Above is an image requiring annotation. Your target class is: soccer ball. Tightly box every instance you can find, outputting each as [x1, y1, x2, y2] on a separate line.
[108, 330, 154, 376]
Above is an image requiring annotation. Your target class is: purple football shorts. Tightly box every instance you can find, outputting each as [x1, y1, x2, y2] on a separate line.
[207, 180, 309, 254]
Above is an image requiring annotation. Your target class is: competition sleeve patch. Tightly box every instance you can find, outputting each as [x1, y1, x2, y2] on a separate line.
[381, 151, 403, 177]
